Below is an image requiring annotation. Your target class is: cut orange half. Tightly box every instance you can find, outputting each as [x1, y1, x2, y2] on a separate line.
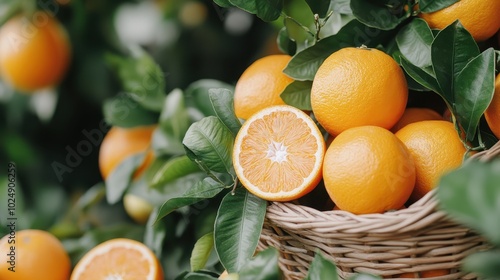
[233, 105, 325, 201]
[70, 238, 164, 280]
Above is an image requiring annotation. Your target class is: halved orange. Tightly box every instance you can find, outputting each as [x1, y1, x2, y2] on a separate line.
[70, 238, 164, 280]
[233, 105, 325, 201]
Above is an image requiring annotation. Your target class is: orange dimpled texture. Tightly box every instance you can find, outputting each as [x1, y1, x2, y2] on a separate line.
[391, 107, 443, 132]
[233, 105, 325, 201]
[0, 229, 71, 280]
[233, 55, 293, 120]
[311, 47, 408, 136]
[0, 13, 71, 92]
[484, 74, 500, 139]
[323, 126, 416, 214]
[396, 120, 466, 204]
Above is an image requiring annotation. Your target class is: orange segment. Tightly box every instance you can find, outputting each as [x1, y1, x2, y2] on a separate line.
[233, 105, 325, 201]
[71, 238, 163, 280]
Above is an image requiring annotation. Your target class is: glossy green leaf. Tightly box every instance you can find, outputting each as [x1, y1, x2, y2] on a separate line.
[155, 178, 225, 222]
[105, 49, 165, 112]
[350, 0, 409, 30]
[105, 153, 145, 204]
[305, 0, 330, 18]
[229, 0, 282, 22]
[158, 89, 190, 141]
[239, 247, 280, 280]
[183, 116, 235, 174]
[150, 155, 201, 189]
[305, 251, 338, 280]
[213, 0, 232, 8]
[144, 207, 167, 258]
[400, 56, 441, 94]
[396, 18, 433, 68]
[431, 20, 480, 101]
[185, 79, 235, 117]
[103, 96, 159, 128]
[454, 48, 496, 141]
[191, 232, 214, 271]
[418, 0, 459, 13]
[463, 250, 500, 278]
[277, 27, 297, 56]
[214, 188, 267, 273]
[280, 80, 313, 110]
[284, 19, 391, 81]
[209, 89, 241, 136]
[438, 159, 500, 245]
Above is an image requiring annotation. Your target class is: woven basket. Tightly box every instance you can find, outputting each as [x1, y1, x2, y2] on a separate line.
[258, 142, 500, 280]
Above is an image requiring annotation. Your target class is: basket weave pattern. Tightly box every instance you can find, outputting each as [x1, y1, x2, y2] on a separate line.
[258, 143, 500, 279]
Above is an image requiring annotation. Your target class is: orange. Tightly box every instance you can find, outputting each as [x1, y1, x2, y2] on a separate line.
[396, 120, 466, 203]
[484, 74, 500, 139]
[418, 0, 500, 41]
[323, 126, 415, 214]
[71, 238, 164, 280]
[0, 13, 70, 92]
[311, 47, 408, 136]
[99, 125, 156, 180]
[233, 105, 325, 201]
[233, 55, 293, 120]
[396, 269, 449, 278]
[391, 108, 443, 132]
[0, 229, 71, 280]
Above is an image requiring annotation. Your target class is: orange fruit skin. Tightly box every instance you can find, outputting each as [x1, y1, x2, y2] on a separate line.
[323, 126, 416, 214]
[0, 13, 71, 92]
[484, 74, 500, 139]
[391, 108, 443, 132]
[311, 47, 408, 136]
[234, 55, 293, 120]
[418, 0, 500, 41]
[396, 120, 466, 203]
[99, 125, 156, 180]
[0, 229, 71, 280]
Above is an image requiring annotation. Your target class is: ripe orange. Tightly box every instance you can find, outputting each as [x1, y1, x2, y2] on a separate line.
[418, 0, 500, 41]
[0, 229, 71, 280]
[395, 120, 466, 203]
[484, 74, 500, 139]
[233, 105, 325, 201]
[323, 126, 415, 214]
[0, 13, 71, 92]
[311, 47, 408, 136]
[391, 107, 443, 132]
[99, 125, 156, 180]
[233, 55, 293, 120]
[396, 269, 449, 278]
[71, 238, 164, 280]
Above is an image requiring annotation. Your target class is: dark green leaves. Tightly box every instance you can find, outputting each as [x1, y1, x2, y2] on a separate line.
[418, 0, 459, 13]
[396, 19, 433, 68]
[208, 89, 241, 136]
[103, 96, 159, 128]
[149, 155, 201, 188]
[305, 251, 338, 280]
[280, 81, 313, 110]
[238, 248, 281, 280]
[350, 0, 409, 30]
[305, 0, 330, 18]
[214, 188, 267, 273]
[228, 0, 283, 22]
[462, 250, 500, 279]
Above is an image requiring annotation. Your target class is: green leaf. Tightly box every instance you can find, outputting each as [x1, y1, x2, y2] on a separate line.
[280, 81, 313, 110]
[239, 248, 280, 280]
[144, 207, 167, 258]
[185, 79, 235, 117]
[183, 116, 235, 174]
[155, 178, 225, 222]
[158, 89, 191, 142]
[350, 0, 409, 30]
[454, 48, 496, 141]
[438, 159, 500, 245]
[305, 251, 338, 280]
[209, 89, 241, 136]
[349, 274, 383, 280]
[229, 0, 283, 22]
[103, 96, 159, 128]
[396, 18, 433, 68]
[213, 0, 232, 8]
[305, 0, 330, 18]
[178, 271, 219, 280]
[418, 0, 459, 13]
[151, 129, 185, 157]
[284, 19, 392, 80]
[105, 153, 145, 204]
[463, 250, 500, 279]
[431, 20, 480, 101]
[191, 232, 215, 272]
[277, 27, 297, 56]
[331, 0, 352, 14]
[105, 49, 165, 112]
[214, 188, 267, 273]
[400, 56, 441, 94]
[150, 155, 201, 189]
